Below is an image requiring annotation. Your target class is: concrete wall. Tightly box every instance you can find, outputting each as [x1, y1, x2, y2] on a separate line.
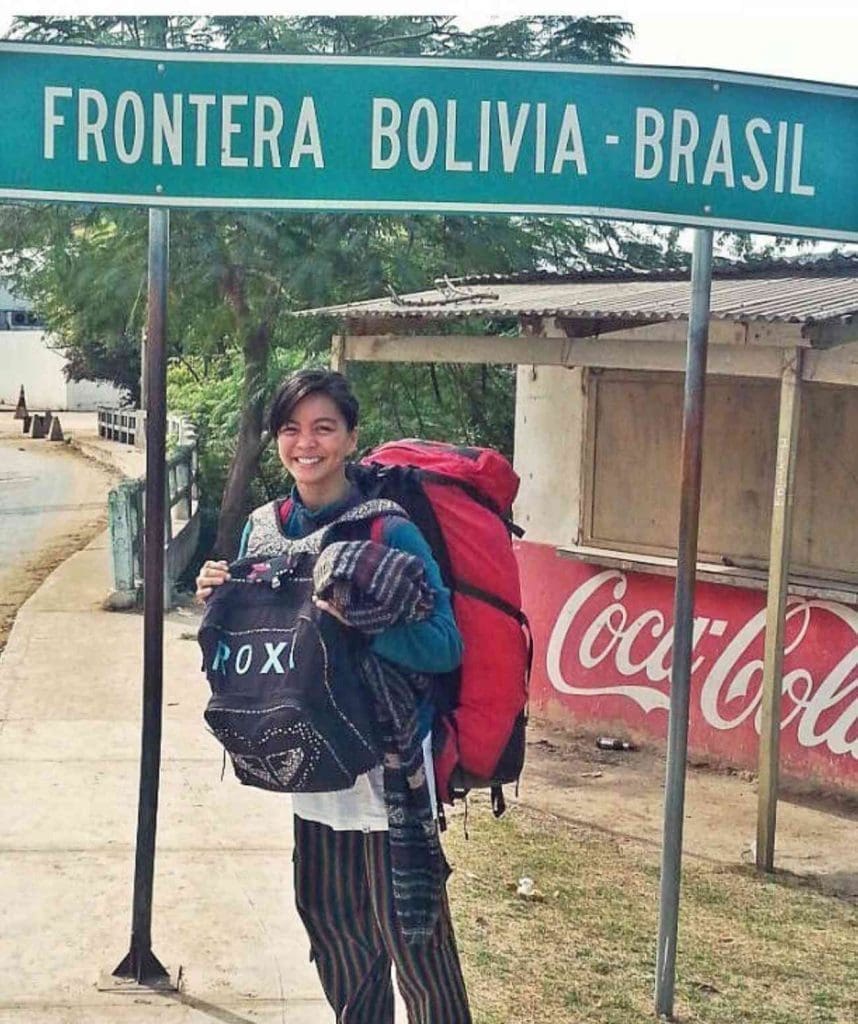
[513, 363, 584, 546]
[165, 510, 202, 605]
[0, 330, 124, 410]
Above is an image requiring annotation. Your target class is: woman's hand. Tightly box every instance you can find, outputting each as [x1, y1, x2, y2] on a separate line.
[312, 595, 350, 626]
[196, 560, 231, 602]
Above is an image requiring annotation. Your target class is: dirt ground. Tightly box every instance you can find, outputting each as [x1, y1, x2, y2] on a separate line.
[517, 720, 858, 901]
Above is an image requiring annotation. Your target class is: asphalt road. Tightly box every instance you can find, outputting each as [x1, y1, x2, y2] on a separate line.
[0, 439, 102, 566]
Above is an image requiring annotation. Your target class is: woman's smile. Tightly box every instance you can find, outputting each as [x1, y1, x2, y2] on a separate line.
[276, 392, 357, 507]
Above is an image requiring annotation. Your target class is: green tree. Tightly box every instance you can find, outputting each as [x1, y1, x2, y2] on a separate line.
[0, 13, 661, 558]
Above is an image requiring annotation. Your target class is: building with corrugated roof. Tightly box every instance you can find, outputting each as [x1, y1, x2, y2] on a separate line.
[297, 255, 858, 793]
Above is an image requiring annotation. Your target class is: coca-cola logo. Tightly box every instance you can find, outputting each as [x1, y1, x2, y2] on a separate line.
[546, 570, 858, 761]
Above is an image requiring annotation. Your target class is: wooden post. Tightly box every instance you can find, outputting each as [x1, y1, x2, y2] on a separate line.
[330, 333, 346, 373]
[756, 348, 803, 872]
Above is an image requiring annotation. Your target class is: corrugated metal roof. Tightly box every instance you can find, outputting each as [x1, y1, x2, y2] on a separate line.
[296, 254, 858, 325]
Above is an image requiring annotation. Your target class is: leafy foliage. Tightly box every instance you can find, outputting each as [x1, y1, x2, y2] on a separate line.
[451, 15, 632, 62]
[0, 13, 688, 556]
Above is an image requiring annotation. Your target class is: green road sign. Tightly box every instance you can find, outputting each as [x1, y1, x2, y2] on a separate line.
[0, 42, 855, 241]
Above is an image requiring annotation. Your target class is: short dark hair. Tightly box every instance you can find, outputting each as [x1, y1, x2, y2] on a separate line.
[268, 369, 359, 437]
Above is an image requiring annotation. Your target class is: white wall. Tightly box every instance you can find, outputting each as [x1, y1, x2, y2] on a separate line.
[513, 363, 585, 547]
[0, 330, 124, 410]
[0, 330, 67, 408]
[66, 378, 125, 410]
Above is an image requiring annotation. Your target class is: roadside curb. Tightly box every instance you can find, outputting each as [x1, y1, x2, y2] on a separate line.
[68, 434, 143, 481]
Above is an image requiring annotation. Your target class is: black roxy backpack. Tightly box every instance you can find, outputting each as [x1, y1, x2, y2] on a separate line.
[198, 500, 401, 793]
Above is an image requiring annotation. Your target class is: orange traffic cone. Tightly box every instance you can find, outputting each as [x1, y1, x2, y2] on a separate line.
[14, 385, 27, 420]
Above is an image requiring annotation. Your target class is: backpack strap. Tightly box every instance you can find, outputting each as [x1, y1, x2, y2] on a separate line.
[370, 516, 385, 544]
[274, 497, 406, 553]
[369, 512, 411, 545]
[368, 516, 382, 548]
[452, 580, 533, 681]
[279, 496, 409, 552]
[247, 497, 406, 563]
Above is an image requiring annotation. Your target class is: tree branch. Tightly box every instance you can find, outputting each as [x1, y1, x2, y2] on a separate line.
[175, 354, 202, 384]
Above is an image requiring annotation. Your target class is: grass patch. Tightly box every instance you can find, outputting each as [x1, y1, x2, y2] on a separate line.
[444, 797, 857, 1024]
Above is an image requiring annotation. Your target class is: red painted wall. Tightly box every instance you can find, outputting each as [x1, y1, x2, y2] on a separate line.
[516, 540, 858, 791]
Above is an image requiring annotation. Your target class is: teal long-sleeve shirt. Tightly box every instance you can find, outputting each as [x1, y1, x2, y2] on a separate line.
[237, 484, 463, 675]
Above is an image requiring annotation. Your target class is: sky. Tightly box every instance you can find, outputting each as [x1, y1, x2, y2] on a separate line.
[0, 3, 855, 253]
[1, 2, 856, 86]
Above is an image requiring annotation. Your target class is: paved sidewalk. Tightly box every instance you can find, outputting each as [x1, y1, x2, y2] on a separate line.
[0, 430, 333, 1021]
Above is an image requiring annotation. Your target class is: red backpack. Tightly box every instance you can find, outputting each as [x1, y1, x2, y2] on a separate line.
[357, 440, 531, 817]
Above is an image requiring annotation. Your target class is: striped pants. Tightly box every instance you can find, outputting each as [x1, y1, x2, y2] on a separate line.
[293, 816, 473, 1024]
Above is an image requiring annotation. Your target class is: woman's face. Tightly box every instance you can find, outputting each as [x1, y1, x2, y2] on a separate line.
[276, 391, 357, 502]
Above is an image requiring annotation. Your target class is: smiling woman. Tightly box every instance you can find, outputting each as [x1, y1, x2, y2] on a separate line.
[195, 368, 473, 1023]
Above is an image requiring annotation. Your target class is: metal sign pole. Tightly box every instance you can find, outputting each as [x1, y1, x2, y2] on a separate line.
[111, 206, 173, 986]
[654, 227, 713, 1018]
